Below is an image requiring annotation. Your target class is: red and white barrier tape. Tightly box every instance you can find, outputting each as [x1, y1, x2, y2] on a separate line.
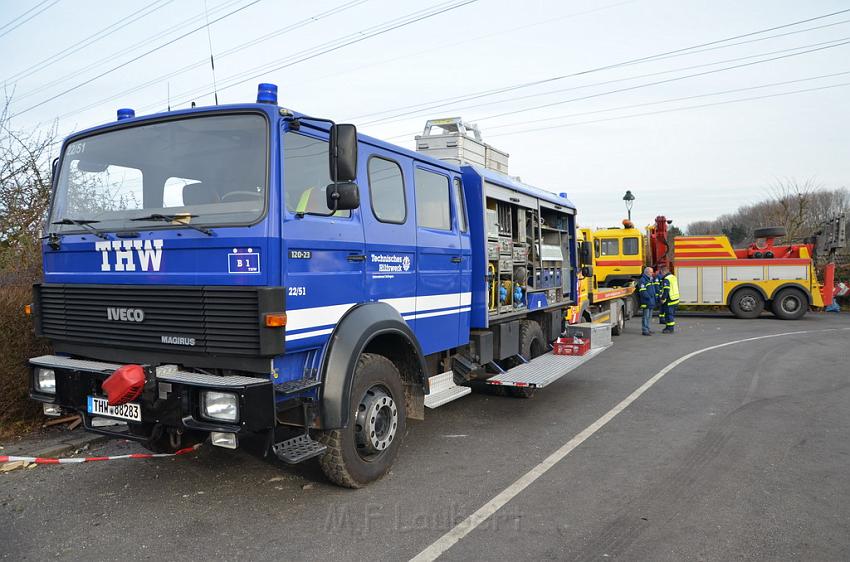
[0, 443, 201, 465]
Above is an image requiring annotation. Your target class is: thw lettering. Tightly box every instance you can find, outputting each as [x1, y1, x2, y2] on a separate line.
[95, 240, 164, 272]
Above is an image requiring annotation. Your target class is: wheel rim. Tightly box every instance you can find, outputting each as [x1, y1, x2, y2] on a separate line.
[781, 295, 801, 314]
[354, 385, 398, 460]
[740, 295, 757, 312]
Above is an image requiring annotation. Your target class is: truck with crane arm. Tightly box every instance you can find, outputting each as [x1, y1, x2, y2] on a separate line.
[583, 206, 844, 319]
[27, 98, 621, 488]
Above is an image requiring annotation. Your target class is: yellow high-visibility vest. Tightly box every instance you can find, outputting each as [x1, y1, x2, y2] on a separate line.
[666, 274, 680, 302]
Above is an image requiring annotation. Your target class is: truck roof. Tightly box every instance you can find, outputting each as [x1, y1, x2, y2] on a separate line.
[464, 164, 576, 210]
[61, 101, 575, 210]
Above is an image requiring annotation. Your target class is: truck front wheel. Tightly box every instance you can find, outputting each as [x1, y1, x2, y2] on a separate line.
[318, 353, 406, 488]
[729, 288, 764, 319]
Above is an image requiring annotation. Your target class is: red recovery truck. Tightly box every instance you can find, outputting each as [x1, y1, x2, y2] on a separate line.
[648, 215, 846, 319]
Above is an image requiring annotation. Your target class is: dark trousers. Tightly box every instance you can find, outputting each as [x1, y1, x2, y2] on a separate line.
[658, 302, 667, 325]
[664, 304, 677, 331]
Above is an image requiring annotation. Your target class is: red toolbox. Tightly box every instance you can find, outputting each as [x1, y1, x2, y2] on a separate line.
[553, 337, 590, 356]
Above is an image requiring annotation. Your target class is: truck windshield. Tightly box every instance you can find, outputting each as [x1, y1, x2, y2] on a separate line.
[49, 113, 267, 233]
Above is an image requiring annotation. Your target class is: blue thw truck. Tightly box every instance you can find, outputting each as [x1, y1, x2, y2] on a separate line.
[28, 84, 616, 487]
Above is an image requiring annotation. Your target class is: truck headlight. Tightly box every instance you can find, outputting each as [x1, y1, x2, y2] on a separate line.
[35, 368, 56, 394]
[200, 391, 238, 423]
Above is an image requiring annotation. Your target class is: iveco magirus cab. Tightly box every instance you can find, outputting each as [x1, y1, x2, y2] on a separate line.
[29, 83, 611, 488]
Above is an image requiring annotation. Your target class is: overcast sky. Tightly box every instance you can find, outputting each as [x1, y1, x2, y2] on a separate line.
[2, 0, 848, 229]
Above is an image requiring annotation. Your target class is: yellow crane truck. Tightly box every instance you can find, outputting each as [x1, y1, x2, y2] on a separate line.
[581, 214, 844, 319]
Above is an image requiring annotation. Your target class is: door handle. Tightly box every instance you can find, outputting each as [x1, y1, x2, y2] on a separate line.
[347, 254, 366, 262]
[451, 256, 462, 263]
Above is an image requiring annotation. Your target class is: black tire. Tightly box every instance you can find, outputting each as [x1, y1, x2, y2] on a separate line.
[770, 288, 808, 320]
[753, 226, 786, 238]
[729, 287, 765, 319]
[611, 302, 625, 336]
[318, 353, 405, 488]
[510, 320, 546, 398]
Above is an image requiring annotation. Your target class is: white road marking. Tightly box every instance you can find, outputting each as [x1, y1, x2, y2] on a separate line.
[410, 327, 850, 562]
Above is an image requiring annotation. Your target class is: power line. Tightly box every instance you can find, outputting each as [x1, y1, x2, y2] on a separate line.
[0, 0, 58, 40]
[316, 0, 642, 117]
[487, 81, 850, 138]
[0, 0, 50, 32]
[353, 9, 850, 125]
[10, 0, 263, 118]
[450, 37, 850, 121]
[4, 0, 174, 84]
[366, 34, 850, 132]
[13, 0, 246, 102]
[140, 0, 478, 113]
[472, 39, 850, 123]
[54, 0, 369, 120]
[376, 37, 850, 141]
[487, 70, 850, 132]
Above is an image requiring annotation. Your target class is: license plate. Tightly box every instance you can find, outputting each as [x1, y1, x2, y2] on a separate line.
[87, 396, 142, 422]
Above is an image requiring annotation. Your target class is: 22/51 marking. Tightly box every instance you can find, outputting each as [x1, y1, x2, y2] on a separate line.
[288, 286, 306, 297]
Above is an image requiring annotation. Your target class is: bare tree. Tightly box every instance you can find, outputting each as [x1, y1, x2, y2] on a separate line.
[0, 93, 57, 273]
[768, 177, 820, 242]
[686, 177, 849, 248]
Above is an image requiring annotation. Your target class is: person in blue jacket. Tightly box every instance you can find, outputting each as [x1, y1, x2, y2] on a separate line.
[637, 266, 658, 336]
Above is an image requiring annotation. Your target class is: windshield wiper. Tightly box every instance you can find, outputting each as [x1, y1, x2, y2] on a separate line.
[130, 213, 214, 236]
[51, 218, 109, 239]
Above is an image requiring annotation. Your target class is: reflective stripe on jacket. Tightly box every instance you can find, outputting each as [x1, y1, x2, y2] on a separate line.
[637, 273, 657, 308]
[662, 273, 680, 304]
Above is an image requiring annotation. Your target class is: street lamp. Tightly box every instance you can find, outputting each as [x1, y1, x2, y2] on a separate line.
[623, 190, 635, 221]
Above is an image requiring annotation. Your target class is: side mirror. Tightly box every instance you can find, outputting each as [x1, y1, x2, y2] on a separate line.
[581, 265, 594, 278]
[326, 181, 360, 211]
[579, 241, 592, 266]
[329, 123, 358, 182]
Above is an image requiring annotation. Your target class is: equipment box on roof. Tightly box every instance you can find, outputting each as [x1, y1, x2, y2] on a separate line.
[485, 145, 509, 174]
[415, 117, 509, 173]
[415, 117, 486, 167]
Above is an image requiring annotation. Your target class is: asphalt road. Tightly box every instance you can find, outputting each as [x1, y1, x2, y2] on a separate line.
[2, 314, 849, 561]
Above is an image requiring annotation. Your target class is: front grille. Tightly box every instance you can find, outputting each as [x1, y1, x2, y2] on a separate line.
[36, 284, 276, 356]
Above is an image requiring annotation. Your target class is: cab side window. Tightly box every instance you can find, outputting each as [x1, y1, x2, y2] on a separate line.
[283, 132, 350, 217]
[415, 168, 451, 230]
[369, 157, 406, 223]
[453, 177, 467, 232]
[600, 239, 619, 256]
[623, 237, 640, 255]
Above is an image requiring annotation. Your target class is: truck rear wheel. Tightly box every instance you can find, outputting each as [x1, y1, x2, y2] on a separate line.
[318, 353, 406, 488]
[771, 288, 807, 320]
[511, 320, 546, 398]
[729, 287, 764, 319]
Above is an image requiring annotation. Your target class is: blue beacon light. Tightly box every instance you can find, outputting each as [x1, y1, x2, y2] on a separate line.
[117, 108, 135, 121]
[256, 83, 278, 104]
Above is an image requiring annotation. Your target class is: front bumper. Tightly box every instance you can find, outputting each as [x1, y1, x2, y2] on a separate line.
[29, 355, 276, 443]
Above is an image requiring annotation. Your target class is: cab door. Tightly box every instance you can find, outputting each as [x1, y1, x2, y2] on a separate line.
[280, 128, 365, 350]
[361, 152, 417, 329]
[452, 174, 472, 346]
[413, 164, 463, 355]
